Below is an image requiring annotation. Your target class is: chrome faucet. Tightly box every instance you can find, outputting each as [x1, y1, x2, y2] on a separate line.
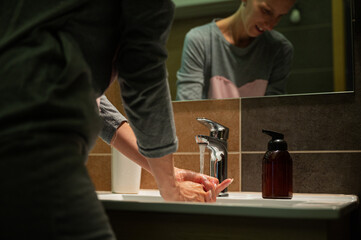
[195, 118, 229, 197]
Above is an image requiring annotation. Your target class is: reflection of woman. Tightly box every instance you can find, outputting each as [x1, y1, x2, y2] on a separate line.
[176, 0, 296, 100]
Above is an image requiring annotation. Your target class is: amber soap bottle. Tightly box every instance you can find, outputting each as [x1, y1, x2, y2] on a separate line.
[262, 130, 293, 199]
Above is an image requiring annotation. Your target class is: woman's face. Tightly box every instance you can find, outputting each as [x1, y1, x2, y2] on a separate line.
[241, 0, 295, 37]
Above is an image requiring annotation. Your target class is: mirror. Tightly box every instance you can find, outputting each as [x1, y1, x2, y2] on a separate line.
[166, 0, 355, 101]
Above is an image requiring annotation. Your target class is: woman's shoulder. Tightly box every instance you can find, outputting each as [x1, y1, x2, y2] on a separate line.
[185, 21, 215, 42]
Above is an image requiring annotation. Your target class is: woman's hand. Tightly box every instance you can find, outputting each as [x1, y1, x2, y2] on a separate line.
[146, 155, 233, 203]
[174, 167, 233, 202]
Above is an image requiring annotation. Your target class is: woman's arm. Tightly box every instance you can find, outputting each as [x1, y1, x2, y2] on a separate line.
[176, 29, 207, 100]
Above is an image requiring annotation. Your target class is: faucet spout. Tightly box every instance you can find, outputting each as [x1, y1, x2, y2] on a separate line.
[195, 134, 228, 197]
[196, 118, 229, 140]
[195, 118, 229, 196]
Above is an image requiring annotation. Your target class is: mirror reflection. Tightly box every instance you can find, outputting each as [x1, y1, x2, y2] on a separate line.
[166, 0, 354, 101]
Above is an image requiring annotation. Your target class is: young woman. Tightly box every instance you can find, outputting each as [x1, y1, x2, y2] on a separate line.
[176, 0, 296, 100]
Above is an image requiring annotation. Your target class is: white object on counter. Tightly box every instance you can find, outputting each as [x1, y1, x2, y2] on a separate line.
[111, 147, 141, 194]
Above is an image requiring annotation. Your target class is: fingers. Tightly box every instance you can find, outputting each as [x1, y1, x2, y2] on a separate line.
[184, 182, 209, 202]
[174, 181, 216, 203]
[177, 168, 219, 186]
[205, 190, 214, 202]
[190, 173, 219, 194]
[172, 168, 234, 203]
[199, 174, 219, 185]
[215, 178, 234, 196]
[202, 178, 216, 202]
[205, 178, 234, 202]
[172, 179, 234, 203]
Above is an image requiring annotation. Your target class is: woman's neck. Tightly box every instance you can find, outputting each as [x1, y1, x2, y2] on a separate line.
[216, 7, 254, 48]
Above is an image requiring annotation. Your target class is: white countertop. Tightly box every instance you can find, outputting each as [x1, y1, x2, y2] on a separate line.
[97, 190, 359, 220]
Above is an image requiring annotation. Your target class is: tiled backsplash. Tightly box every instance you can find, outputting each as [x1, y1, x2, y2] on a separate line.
[240, 92, 361, 196]
[87, 90, 361, 196]
[87, 96, 242, 192]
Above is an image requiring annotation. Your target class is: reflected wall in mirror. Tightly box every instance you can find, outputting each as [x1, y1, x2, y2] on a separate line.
[166, 0, 354, 101]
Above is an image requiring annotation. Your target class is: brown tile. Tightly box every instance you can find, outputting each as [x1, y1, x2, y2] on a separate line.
[228, 153, 240, 192]
[173, 98, 240, 153]
[241, 93, 361, 152]
[140, 170, 157, 189]
[241, 154, 262, 192]
[241, 152, 361, 196]
[174, 154, 202, 173]
[292, 153, 361, 195]
[86, 155, 111, 191]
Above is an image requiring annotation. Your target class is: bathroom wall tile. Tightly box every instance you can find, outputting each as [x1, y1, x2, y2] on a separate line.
[86, 155, 111, 191]
[292, 153, 361, 195]
[173, 98, 240, 153]
[140, 170, 157, 189]
[241, 153, 361, 196]
[227, 153, 241, 192]
[241, 154, 262, 192]
[241, 93, 361, 152]
[174, 154, 203, 173]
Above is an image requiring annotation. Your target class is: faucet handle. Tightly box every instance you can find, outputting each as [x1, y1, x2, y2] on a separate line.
[196, 118, 229, 141]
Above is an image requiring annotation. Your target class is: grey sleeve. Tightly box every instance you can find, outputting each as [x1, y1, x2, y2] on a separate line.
[115, 0, 178, 158]
[176, 28, 206, 100]
[98, 95, 127, 144]
[266, 40, 294, 95]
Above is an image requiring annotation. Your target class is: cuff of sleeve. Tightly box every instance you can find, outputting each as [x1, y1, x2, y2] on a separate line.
[98, 95, 128, 144]
[100, 118, 127, 144]
[138, 137, 178, 158]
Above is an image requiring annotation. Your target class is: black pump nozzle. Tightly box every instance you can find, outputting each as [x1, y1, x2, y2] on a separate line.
[262, 130, 284, 140]
[262, 129, 287, 151]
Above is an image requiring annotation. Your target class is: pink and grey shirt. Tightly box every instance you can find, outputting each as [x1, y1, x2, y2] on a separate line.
[176, 19, 294, 100]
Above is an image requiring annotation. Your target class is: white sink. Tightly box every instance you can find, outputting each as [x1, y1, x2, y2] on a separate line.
[97, 190, 358, 220]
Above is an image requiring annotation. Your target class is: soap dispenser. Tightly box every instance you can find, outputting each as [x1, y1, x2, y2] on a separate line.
[262, 130, 293, 199]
